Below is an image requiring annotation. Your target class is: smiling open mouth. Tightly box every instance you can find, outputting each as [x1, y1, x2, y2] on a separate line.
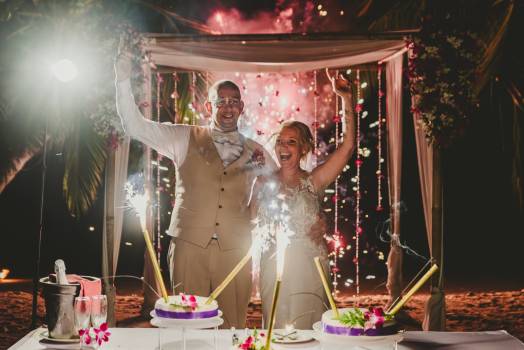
[279, 153, 291, 161]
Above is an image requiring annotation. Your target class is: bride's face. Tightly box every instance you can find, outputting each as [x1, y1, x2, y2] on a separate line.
[275, 127, 303, 169]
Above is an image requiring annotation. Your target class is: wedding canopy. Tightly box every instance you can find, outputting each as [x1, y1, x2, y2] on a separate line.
[104, 32, 445, 330]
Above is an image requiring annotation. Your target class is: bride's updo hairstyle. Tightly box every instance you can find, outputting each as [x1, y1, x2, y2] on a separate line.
[279, 121, 314, 160]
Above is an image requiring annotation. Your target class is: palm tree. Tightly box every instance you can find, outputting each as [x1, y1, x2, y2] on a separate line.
[0, 0, 209, 216]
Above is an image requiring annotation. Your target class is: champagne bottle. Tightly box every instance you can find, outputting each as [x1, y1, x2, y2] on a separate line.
[54, 259, 68, 284]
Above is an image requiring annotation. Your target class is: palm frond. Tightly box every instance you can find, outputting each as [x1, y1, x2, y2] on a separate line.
[475, 0, 514, 94]
[63, 117, 107, 217]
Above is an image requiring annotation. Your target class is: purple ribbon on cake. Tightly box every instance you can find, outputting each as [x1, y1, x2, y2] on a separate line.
[322, 323, 397, 336]
[155, 308, 219, 319]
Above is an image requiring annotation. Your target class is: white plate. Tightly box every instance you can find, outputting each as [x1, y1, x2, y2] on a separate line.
[38, 339, 80, 349]
[39, 331, 80, 344]
[150, 313, 224, 329]
[272, 329, 315, 344]
[312, 322, 404, 345]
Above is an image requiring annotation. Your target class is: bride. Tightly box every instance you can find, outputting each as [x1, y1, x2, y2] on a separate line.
[251, 71, 356, 329]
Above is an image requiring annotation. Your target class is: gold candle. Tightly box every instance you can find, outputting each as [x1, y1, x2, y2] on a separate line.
[387, 264, 439, 316]
[265, 279, 281, 350]
[142, 228, 169, 303]
[206, 248, 252, 304]
[314, 256, 339, 318]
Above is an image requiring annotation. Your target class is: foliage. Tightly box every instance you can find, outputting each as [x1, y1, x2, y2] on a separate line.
[407, 15, 484, 147]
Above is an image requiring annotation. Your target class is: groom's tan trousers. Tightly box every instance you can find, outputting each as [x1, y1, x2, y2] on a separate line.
[168, 237, 252, 329]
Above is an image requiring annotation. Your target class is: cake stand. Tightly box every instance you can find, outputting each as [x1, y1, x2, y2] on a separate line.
[150, 310, 223, 350]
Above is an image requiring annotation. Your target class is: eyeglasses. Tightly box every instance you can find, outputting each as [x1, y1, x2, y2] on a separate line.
[213, 97, 241, 108]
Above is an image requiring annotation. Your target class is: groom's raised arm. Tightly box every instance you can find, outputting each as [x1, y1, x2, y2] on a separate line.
[115, 53, 189, 165]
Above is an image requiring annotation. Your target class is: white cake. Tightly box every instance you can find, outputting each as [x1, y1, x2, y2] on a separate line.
[154, 295, 219, 320]
[321, 308, 397, 336]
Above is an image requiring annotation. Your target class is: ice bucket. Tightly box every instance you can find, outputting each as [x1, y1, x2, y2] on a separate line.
[39, 276, 99, 339]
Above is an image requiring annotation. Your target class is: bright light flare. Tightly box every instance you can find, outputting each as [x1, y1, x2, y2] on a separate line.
[126, 182, 148, 229]
[275, 225, 290, 280]
[0, 269, 10, 280]
[51, 59, 78, 82]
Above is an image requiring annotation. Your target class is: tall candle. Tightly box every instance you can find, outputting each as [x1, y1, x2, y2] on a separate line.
[387, 264, 439, 315]
[314, 256, 339, 318]
[206, 248, 252, 304]
[142, 228, 169, 303]
[264, 279, 282, 350]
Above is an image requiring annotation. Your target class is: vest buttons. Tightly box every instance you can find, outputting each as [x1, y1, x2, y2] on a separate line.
[215, 222, 220, 226]
[218, 205, 223, 209]
[223, 171, 227, 175]
[221, 187, 225, 191]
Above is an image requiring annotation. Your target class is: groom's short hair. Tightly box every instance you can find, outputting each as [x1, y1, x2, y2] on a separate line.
[208, 80, 241, 101]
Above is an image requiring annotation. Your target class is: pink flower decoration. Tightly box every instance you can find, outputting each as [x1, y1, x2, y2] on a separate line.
[180, 293, 198, 311]
[240, 335, 254, 349]
[79, 328, 92, 345]
[363, 307, 385, 330]
[94, 322, 111, 345]
[355, 104, 363, 113]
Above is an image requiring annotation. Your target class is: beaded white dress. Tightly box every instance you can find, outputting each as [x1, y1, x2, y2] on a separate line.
[255, 175, 330, 330]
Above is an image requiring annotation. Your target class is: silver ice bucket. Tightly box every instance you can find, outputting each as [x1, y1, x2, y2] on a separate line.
[39, 276, 99, 339]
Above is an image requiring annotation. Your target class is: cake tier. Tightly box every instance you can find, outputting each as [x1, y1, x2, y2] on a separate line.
[154, 295, 218, 319]
[321, 308, 397, 336]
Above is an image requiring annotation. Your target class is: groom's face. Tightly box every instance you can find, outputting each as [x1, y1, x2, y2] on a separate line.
[208, 86, 244, 132]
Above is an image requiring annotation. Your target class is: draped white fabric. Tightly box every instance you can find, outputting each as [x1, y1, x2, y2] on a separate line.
[112, 137, 130, 272]
[385, 54, 404, 306]
[412, 98, 446, 330]
[145, 37, 405, 72]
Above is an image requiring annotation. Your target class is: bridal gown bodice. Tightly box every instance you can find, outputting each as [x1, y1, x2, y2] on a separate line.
[256, 175, 329, 330]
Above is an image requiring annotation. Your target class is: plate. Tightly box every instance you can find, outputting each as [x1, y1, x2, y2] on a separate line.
[150, 312, 224, 329]
[312, 322, 404, 345]
[39, 331, 80, 344]
[272, 329, 315, 344]
[39, 339, 80, 349]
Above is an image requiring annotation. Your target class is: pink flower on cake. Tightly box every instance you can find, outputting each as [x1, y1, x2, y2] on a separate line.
[180, 293, 198, 311]
[364, 307, 385, 330]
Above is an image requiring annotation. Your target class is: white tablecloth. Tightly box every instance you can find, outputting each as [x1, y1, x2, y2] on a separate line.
[9, 328, 524, 350]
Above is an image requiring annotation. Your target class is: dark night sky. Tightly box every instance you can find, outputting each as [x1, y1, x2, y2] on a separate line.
[1, 1, 523, 291]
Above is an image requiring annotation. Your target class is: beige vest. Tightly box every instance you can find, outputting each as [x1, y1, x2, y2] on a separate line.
[168, 126, 269, 250]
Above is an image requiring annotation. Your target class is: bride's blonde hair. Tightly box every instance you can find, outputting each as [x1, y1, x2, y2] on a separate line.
[278, 121, 314, 160]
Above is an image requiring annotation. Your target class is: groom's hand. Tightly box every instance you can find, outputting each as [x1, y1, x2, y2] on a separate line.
[115, 37, 133, 82]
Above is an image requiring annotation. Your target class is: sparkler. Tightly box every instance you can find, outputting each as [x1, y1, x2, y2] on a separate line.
[126, 183, 169, 303]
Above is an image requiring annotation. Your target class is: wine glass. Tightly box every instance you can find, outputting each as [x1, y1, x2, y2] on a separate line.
[74, 297, 92, 331]
[91, 295, 108, 328]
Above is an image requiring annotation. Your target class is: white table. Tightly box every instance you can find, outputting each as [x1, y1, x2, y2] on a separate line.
[9, 328, 524, 350]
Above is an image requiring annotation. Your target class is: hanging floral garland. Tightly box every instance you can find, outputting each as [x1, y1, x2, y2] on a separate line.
[407, 16, 483, 147]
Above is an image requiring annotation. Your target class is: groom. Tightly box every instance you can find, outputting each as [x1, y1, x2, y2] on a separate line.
[115, 54, 275, 328]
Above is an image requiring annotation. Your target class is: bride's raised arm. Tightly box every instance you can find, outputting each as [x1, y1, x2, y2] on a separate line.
[311, 69, 356, 192]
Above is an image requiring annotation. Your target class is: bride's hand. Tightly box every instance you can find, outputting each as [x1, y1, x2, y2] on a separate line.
[325, 68, 353, 99]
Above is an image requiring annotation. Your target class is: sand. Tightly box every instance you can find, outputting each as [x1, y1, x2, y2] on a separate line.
[1, 281, 523, 349]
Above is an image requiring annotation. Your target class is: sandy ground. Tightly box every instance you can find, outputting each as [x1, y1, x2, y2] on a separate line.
[1, 279, 523, 349]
